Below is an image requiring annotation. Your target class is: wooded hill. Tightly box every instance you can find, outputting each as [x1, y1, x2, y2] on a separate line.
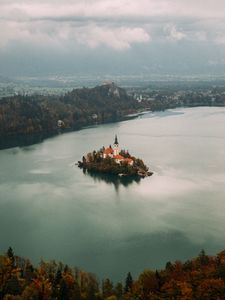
[0, 83, 141, 138]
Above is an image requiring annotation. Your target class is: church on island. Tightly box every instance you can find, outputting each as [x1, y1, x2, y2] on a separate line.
[78, 135, 152, 177]
[102, 135, 134, 166]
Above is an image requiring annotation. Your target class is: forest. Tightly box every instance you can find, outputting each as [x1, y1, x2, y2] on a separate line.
[1, 82, 224, 143]
[1, 247, 225, 300]
[0, 83, 141, 139]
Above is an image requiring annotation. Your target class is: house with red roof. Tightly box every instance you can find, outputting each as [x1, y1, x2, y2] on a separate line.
[103, 147, 114, 158]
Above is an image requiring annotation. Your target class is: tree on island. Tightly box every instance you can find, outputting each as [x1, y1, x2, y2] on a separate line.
[78, 146, 151, 178]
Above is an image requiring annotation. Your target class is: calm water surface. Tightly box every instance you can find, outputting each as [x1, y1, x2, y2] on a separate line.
[0, 107, 225, 281]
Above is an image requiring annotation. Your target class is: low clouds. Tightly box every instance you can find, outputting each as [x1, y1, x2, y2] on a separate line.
[1, 0, 225, 21]
[74, 25, 150, 50]
[1, 0, 225, 50]
[164, 24, 186, 42]
[1, 0, 225, 76]
[0, 0, 154, 50]
[0, 0, 174, 20]
[214, 35, 225, 45]
[0, 20, 150, 50]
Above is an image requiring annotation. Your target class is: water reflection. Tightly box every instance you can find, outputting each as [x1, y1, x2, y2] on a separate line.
[0, 129, 68, 150]
[83, 169, 141, 191]
[0, 134, 46, 150]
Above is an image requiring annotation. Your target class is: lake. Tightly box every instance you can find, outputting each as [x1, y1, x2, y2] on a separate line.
[0, 107, 225, 281]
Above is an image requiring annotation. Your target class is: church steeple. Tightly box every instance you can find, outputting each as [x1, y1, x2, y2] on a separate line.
[114, 135, 119, 145]
[113, 135, 119, 156]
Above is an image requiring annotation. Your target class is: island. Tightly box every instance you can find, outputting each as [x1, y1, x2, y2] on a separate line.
[78, 135, 153, 178]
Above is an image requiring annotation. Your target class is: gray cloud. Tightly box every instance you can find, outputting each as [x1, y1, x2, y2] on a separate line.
[1, 0, 225, 49]
[1, 0, 225, 76]
[1, 0, 225, 20]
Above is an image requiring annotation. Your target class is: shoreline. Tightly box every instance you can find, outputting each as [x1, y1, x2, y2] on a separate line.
[78, 161, 154, 178]
[0, 105, 224, 151]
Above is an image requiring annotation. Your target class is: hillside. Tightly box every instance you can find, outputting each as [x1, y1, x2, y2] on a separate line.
[0, 83, 140, 139]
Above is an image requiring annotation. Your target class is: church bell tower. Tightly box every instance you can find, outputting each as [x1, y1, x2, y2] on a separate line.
[113, 135, 119, 156]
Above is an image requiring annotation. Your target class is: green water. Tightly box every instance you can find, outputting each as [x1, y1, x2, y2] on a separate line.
[0, 107, 225, 281]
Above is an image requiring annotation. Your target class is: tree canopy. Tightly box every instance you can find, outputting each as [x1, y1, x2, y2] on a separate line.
[1, 248, 225, 299]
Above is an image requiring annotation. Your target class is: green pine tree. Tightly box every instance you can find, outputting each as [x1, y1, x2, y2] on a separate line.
[124, 272, 133, 293]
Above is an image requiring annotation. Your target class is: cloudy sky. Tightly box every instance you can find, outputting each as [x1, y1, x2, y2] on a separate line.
[1, 0, 225, 77]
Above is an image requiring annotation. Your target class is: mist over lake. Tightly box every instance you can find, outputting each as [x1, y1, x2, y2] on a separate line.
[0, 107, 225, 281]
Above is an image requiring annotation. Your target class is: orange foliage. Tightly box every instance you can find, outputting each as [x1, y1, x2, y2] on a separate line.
[1, 248, 225, 299]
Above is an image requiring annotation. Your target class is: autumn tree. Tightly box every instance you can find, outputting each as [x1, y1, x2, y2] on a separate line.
[114, 282, 123, 299]
[102, 278, 113, 298]
[195, 278, 225, 299]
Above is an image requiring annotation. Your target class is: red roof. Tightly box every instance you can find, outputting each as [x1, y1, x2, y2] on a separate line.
[103, 147, 113, 155]
[113, 154, 124, 160]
